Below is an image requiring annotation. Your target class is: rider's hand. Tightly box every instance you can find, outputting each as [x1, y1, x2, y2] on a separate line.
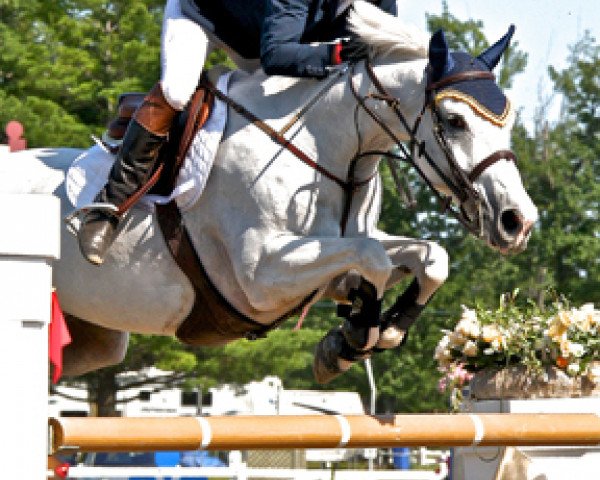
[339, 36, 370, 63]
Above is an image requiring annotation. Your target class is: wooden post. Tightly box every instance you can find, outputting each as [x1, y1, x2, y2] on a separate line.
[49, 413, 600, 453]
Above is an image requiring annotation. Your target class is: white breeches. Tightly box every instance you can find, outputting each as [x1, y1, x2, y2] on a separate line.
[161, 0, 260, 111]
[161, 0, 210, 110]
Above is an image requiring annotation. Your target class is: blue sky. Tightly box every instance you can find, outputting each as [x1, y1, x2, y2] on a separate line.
[398, 0, 600, 132]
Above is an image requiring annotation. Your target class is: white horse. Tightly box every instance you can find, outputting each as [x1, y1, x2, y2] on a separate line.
[1, 3, 537, 382]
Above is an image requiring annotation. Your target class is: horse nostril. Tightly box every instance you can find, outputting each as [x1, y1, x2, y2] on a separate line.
[500, 209, 522, 236]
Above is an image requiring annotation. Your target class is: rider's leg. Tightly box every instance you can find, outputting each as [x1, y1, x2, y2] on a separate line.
[77, 0, 209, 265]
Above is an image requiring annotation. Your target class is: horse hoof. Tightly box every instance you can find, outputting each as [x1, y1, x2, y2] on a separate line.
[313, 327, 352, 384]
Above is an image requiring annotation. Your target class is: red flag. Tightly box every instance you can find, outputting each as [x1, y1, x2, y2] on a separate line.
[49, 291, 71, 383]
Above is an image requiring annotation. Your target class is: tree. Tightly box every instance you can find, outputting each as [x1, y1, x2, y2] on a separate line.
[527, 32, 600, 303]
[58, 335, 200, 416]
[0, 1, 165, 147]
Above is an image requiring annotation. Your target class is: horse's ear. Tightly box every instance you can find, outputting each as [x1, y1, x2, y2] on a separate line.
[429, 29, 455, 82]
[477, 25, 515, 70]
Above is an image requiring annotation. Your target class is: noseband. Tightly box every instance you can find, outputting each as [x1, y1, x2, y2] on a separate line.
[349, 60, 517, 237]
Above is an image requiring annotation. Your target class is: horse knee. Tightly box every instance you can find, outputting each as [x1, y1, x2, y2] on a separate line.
[356, 239, 393, 295]
[421, 242, 448, 289]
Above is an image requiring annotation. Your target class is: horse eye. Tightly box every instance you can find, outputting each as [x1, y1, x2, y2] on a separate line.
[447, 114, 467, 130]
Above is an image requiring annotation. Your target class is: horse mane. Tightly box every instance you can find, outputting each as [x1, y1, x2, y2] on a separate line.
[348, 1, 429, 60]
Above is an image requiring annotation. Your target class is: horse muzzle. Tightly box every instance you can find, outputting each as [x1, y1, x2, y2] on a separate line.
[490, 206, 537, 254]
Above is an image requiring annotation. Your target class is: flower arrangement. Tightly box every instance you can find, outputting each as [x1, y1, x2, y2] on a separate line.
[435, 291, 600, 405]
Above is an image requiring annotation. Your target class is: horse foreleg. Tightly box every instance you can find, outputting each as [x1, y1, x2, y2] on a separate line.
[238, 235, 393, 314]
[62, 315, 129, 377]
[234, 235, 392, 384]
[372, 233, 449, 349]
[314, 277, 383, 384]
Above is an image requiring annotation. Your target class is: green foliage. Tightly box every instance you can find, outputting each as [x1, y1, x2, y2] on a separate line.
[503, 33, 600, 306]
[0, 0, 164, 147]
[217, 329, 325, 388]
[549, 32, 600, 136]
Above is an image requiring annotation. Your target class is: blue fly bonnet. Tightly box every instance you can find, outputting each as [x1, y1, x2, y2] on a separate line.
[428, 25, 515, 127]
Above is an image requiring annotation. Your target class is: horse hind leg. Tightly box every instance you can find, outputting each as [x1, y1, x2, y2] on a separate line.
[61, 315, 129, 377]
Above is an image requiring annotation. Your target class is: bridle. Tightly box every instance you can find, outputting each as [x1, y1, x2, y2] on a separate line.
[348, 60, 517, 237]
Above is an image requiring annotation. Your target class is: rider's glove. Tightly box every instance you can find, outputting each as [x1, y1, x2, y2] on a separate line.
[333, 36, 370, 64]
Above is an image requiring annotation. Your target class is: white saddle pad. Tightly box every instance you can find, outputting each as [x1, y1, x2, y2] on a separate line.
[66, 71, 232, 212]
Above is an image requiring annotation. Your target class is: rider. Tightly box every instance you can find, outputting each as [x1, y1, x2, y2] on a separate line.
[77, 0, 398, 265]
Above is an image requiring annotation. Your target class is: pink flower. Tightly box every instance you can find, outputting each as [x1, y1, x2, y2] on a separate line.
[438, 377, 448, 393]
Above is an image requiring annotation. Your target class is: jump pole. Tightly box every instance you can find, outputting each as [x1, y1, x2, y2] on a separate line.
[50, 413, 600, 453]
[0, 193, 60, 478]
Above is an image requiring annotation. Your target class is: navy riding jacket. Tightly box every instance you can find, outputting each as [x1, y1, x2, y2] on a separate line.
[182, 0, 397, 78]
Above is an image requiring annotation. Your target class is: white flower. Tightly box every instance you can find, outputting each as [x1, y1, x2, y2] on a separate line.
[462, 340, 478, 357]
[460, 305, 478, 323]
[448, 331, 468, 347]
[560, 340, 585, 358]
[569, 342, 585, 358]
[481, 325, 501, 343]
[573, 303, 599, 332]
[455, 318, 481, 339]
[437, 335, 450, 349]
[490, 338, 503, 352]
[567, 363, 580, 376]
[588, 364, 600, 382]
[580, 303, 595, 313]
[434, 343, 453, 365]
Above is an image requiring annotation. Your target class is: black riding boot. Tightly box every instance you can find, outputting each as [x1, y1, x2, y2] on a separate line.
[77, 83, 177, 265]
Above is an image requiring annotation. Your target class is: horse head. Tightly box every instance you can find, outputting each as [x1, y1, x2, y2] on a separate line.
[418, 26, 538, 253]
[349, 3, 538, 254]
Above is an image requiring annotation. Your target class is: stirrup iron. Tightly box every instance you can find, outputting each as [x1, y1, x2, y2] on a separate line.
[64, 202, 119, 236]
